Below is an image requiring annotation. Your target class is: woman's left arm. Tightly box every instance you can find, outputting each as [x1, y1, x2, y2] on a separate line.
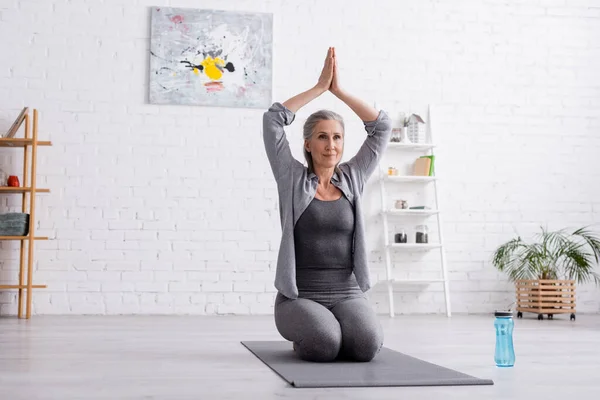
[333, 89, 379, 122]
[342, 100, 392, 190]
[329, 47, 379, 121]
[330, 48, 392, 189]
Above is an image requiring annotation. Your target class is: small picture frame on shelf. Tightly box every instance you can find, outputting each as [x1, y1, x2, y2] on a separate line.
[2, 107, 28, 138]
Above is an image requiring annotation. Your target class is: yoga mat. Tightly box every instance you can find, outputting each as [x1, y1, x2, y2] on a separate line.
[241, 341, 494, 388]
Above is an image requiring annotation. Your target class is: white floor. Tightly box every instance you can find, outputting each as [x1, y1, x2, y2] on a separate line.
[0, 313, 599, 399]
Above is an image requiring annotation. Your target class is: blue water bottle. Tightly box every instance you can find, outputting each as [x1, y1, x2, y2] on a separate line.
[494, 311, 515, 367]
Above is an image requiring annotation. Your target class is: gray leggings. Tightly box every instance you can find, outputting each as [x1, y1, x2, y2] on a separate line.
[274, 292, 384, 362]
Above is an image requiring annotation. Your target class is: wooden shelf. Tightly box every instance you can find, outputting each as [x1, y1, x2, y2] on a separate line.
[0, 187, 50, 193]
[387, 142, 436, 151]
[0, 138, 52, 147]
[0, 108, 48, 319]
[0, 284, 47, 289]
[0, 236, 48, 240]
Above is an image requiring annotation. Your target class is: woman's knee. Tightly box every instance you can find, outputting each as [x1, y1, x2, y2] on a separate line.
[273, 293, 293, 341]
[273, 294, 342, 362]
[332, 298, 384, 362]
[347, 324, 384, 362]
[296, 325, 342, 362]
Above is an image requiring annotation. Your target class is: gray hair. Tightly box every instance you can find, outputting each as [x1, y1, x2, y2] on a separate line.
[302, 110, 345, 174]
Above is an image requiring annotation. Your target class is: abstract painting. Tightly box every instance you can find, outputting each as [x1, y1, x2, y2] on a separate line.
[149, 7, 273, 108]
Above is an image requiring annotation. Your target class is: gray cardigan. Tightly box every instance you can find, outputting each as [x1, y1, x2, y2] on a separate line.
[262, 102, 392, 299]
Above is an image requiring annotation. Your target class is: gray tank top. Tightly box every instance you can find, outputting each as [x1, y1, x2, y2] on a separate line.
[293, 195, 362, 305]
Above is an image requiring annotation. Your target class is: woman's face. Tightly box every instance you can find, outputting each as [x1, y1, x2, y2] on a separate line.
[305, 119, 344, 170]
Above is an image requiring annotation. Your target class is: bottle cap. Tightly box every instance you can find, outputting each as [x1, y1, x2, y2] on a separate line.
[494, 311, 513, 317]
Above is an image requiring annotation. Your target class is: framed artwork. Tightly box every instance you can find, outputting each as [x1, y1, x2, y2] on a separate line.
[149, 7, 273, 108]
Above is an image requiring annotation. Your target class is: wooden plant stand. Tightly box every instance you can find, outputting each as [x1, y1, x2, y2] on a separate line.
[0, 108, 51, 319]
[515, 279, 576, 321]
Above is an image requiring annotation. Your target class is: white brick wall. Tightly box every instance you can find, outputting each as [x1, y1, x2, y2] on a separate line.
[1, 0, 599, 316]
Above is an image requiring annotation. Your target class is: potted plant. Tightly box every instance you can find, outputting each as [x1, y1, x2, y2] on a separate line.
[491, 226, 600, 321]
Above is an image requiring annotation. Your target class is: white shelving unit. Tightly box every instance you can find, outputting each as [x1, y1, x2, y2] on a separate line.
[384, 175, 437, 183]
[376, 105, 451, 317]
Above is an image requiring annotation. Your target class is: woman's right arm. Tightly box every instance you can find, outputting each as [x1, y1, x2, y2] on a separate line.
[281, 86, 326, 113]
[263, 48, 334, 181]
[262, 102, 297, 182]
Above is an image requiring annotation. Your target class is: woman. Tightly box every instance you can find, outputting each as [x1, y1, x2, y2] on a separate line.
[262, 47, 392, 362]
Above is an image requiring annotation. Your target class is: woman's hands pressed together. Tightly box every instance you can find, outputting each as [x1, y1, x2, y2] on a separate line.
[315, 47, 335, 94]
[329, 47, 342, 97]
[315, 47, 343, 96]
[283, 46, 378, 121]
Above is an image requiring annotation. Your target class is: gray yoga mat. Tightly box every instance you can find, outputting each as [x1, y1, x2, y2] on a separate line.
[241, 341, 494, 388]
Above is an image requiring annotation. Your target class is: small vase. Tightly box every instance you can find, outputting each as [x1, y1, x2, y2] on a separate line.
[400, 128, 411, 143]
[7, 175, 20, 187]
